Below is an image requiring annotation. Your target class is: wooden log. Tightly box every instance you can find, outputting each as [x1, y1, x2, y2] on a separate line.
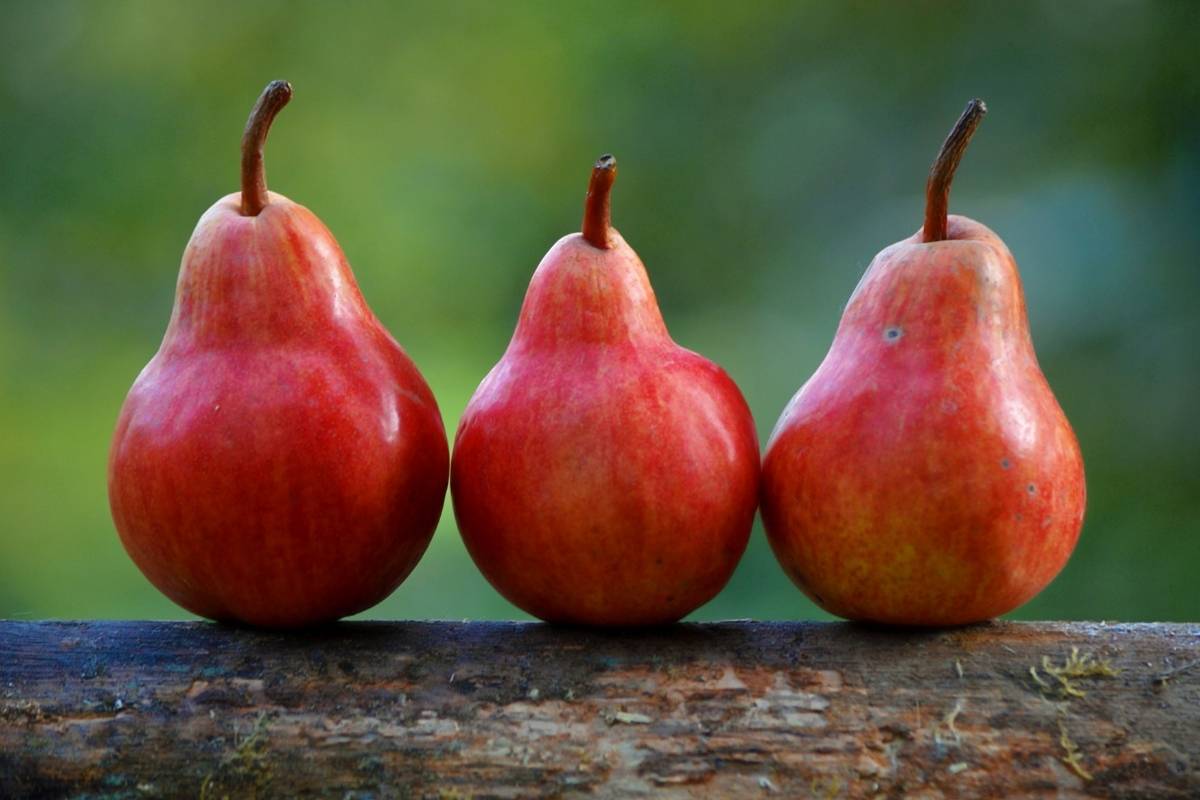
[1, 620, 1197, 798]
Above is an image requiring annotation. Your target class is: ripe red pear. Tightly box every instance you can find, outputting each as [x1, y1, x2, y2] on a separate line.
[762, 100, 1085, 626]
[108, 81, 449, 627]
[451, 156, 760, 626]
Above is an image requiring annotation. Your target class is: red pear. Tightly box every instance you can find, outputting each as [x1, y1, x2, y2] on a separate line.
[451, 156, 760, 626]
[108, 81, 449, 627]
[761, 100, 1085, 626]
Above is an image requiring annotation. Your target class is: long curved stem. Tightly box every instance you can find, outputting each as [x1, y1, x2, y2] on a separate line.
[240, 80, 293, 216]
[582, 154, 617, 249]
[923, 98, 987, 242]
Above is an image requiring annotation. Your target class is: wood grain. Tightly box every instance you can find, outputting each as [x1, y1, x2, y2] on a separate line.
[1, 621, 1197, 798]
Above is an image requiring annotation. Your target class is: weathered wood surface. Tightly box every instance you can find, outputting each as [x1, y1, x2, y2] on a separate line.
[1, 621, 1197, 798]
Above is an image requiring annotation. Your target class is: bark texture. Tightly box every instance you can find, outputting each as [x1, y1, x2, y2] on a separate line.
[1, 620, 1197, 798]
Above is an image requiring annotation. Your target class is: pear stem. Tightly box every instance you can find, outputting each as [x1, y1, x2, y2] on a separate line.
[922, 98, 987, 242]
[240, 80, 293, 217]
[582, 154, 617, 249]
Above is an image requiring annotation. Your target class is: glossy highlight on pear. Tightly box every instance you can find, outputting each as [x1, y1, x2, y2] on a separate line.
[761, 100, 1085, 626]
[451, 155, 760, 626]
[107, 81, 450, 628]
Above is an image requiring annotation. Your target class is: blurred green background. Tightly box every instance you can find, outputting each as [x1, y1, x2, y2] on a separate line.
[1, 1, 1197, 623]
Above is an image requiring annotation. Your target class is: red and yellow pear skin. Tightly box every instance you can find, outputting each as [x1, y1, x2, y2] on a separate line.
[761, 102, 1085, 626]
[451, 157, 760, 626]
[108, 82, 449, 627]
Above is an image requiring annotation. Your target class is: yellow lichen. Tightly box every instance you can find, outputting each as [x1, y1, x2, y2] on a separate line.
[199, 713, 272, 800]
[1058, 720, 1092, 781]
[934, 698, 965, 746]
[809, 775, 843, 799]
[1030, 665, 1052, 692]
[1033, 647, 1120, 699]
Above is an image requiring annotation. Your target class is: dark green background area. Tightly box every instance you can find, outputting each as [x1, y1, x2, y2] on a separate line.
[1, 1, 1197, 622]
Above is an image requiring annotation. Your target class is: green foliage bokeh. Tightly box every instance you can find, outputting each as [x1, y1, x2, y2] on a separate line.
[1, 1, 1197, 622]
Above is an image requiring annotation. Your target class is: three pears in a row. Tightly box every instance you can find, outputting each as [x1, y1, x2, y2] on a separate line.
[109, 83, 1085, 628]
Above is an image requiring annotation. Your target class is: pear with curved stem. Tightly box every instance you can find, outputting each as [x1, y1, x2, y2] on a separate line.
[451, 155, 760, 626]
[761, 100, 1085, 626]
[108, 81, 449, 628]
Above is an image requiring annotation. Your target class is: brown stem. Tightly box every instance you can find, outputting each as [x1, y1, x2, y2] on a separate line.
[582, 154, 617, 249]
[922, 98, 987, 242]
[240, 80, 293, 216]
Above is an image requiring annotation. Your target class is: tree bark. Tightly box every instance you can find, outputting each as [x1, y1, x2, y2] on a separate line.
[1, 620, 1197, 798]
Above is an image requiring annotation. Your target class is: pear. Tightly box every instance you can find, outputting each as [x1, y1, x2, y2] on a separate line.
[108, 81, 449, 627]
[761, 101, 1085, 626]
[451, 156, 760, 626]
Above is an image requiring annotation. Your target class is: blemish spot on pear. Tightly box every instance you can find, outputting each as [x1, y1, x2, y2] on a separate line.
[883, 326, 903, 343]
[1027, 483, 1037, 495]
[1000, 458, 1011, 470]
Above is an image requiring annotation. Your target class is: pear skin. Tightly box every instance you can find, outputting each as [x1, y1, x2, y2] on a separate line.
[762, 101, 1085, 626]
[109, 82, 449, 627]
[451, 156, 760, 626]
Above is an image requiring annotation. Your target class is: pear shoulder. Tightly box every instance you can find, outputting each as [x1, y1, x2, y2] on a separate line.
[511, 228, 670, 348]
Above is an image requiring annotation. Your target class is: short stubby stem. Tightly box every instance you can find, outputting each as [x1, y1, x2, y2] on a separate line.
[923, 98, 987, 243]
[582, 154, 617, 249]
[240, 80, 293, 216]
